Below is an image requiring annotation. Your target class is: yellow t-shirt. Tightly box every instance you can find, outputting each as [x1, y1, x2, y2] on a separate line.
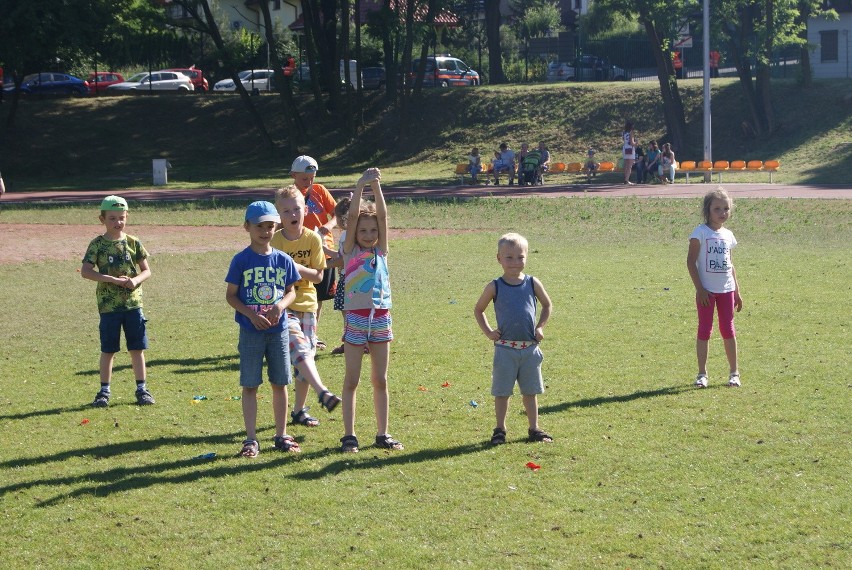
[270, 227, 326, 313]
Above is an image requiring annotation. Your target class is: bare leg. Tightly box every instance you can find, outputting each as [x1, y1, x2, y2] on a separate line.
[99, 352, 115, 385]
[242, 386, 259, 441]
[723, 336, 738, 374]
[494, 396, 510, 431]
[129, 349, 146, 382]
[522, 394, 540, 431]
[696, 338, 709, 374]
[270, 384, 288, 438]
[368, 341, 391, 435]
[342, 342, 364, 436]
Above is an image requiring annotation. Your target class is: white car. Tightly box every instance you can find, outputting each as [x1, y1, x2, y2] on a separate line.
[213, 69, 276, 92]
[106, 71, 194, 93]
[546, 62, 575, 82]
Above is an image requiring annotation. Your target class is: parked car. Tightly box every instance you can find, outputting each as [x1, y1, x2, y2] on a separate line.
[167, 67, 208, 91]
[410, 55, 480, 87]
[87, 72, 125, 95]
[4, 73, 89, 96]
[213, 69, 276, 92]
[545, 62, 575, 82]
[362, 67, 386, 89]
[573, 55, 628, 81]
[106, 71, 195, 93]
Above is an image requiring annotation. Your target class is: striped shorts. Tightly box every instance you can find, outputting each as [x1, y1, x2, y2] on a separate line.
[343, 308, 393, 345]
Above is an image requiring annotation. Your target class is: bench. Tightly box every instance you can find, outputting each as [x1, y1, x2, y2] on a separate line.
[455, 162, 493, 184]
[680, 159, 779, 183]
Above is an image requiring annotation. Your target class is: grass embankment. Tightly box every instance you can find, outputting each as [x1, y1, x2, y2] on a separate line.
[1, 78, 851, 191]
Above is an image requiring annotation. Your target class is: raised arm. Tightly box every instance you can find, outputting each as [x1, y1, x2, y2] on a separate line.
[343, 176, 367, 254]
[371, 171, 388, 253]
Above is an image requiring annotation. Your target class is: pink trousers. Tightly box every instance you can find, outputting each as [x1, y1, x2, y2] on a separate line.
[696, 291, 736, 341]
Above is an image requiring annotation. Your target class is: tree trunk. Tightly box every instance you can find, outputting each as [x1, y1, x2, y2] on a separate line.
[301, 0, 329, 114]
[723, 5, 765, 136]
[643, 20, 687, 152]
[258, 0, 306, 149]
[484, 0, 505, 84]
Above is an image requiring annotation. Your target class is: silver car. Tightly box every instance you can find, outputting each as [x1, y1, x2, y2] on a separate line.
[546, 62, 575, 82]
[213, 69, 276, 92]
[106, 71, 194, 93]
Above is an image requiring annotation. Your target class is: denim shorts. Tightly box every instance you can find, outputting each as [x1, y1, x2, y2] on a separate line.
[99, 308, 148, 353]
[491, 344, 544, 397]
[238, 327, 291, 388]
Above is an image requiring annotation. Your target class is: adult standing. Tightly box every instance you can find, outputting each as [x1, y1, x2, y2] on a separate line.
[621, 121, 637, 185]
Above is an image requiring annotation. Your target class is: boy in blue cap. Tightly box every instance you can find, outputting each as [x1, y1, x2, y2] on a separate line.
[225, 201, 301, 457]
[81, 195, 155, 407]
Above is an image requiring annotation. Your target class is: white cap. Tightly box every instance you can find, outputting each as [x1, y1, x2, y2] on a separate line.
[291, 155, 318, 173]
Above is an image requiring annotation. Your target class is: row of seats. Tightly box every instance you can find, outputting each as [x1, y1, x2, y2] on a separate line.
[678, 160, 780, 183]
[456, 159, 780, 184]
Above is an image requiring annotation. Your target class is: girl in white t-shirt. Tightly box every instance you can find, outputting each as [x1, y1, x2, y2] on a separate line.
[686, 188, 743, 388]
[621, 121, 636, 184]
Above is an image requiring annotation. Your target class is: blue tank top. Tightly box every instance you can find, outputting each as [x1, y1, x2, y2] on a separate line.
[493, 276, 537, 342]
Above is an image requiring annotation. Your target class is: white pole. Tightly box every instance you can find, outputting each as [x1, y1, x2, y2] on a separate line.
[703, 0, 711, 176]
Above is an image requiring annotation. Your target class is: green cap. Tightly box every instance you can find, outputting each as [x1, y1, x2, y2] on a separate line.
[100, 195, 128, 211]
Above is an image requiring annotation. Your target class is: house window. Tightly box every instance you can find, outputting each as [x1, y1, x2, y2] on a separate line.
[273, 0, 281, 9]
[820, 30, 838, 62]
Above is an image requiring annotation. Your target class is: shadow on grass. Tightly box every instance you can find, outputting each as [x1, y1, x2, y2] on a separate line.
[0, 403, 94, 422]
[539, 384, 692, 415]
[73, 354, 239, 377]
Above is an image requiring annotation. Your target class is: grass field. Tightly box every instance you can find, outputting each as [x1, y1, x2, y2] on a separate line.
[0, 197, 849, 568]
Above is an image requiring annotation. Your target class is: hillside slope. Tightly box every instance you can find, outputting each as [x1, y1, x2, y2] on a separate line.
[1, 78, 850, 190]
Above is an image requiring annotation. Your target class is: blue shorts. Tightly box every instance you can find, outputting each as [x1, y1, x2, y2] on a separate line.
[238, 327, 291, 388]
[99, 308, 148, 353]
[491, 344, 544, 397]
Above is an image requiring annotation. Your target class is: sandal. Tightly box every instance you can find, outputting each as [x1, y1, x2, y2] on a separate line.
[340, 435, 359, 453]
[319, 390, 341, 412]
[291, 407, 319, 427]
[316, 339, 327, 350]
[272, 434, 301, 453]
[528, 428, 553, 443]
[331, 344, 345, 355]
[239, 439, 259, 458]
[375, 434, 404, 450]
[490, 428, 507, 445]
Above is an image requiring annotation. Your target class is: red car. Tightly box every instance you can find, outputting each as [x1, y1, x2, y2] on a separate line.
[167, 67, 208, 92]
[87, 72, 125, 95]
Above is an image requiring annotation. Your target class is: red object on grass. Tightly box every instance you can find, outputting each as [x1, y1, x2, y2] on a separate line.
[525, 461, 541, 471]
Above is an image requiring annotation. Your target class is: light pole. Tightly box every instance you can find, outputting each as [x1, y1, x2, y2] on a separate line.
[702, 0, 711, 170]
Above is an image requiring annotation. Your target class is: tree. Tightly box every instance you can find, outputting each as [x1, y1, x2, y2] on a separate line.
[484, 0, 507, 83]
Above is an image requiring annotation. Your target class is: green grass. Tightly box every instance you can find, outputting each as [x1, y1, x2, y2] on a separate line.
[2, 78, 851, 192]
[0, 198, 849, 568]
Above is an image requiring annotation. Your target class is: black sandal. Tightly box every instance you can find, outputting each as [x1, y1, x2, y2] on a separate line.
[490, 428, 507, 445]
[375, 434, 404, 450]
[272, 434, 301, 453]
[318, 390, 341, 412]
[340, 435, 359, 453]
[528, 428, 553, 443]
[291, 407, 319, 427]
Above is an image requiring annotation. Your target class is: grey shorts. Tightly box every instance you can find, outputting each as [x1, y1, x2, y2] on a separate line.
[491, 344, 544, 397]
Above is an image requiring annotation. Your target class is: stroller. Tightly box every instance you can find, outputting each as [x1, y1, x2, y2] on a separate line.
[519, 150, 543, 185]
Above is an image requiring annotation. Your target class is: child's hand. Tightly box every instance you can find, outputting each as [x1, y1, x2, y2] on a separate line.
[265, 303, 283, 327]
[485, 329, 501, 342]
[535, 327, 544, 342]
[357, 168, 381, 187]
[734, 291, 743, 312]
[696, 288, 711, 306]
[249, 311, 273, 331]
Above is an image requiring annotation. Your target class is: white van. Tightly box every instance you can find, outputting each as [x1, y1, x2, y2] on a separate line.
[339, 60, 360, 89]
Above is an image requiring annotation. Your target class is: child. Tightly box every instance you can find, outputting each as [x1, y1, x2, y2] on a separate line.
[468, 148, 482, 183]
[271, 185, 341, 429]
[339, 168, 403, 453]
[658, 142, 676, 184]
[474, 233, 553, 445]
[324, 195, 352, 355]
[583, 148, 600, 181]
[81, 195, 154, 408]
[225, 201, 301, 457]
[686, 188, 742, 388]
[289, 155, 337, 349]
[490, 151, 504, 185]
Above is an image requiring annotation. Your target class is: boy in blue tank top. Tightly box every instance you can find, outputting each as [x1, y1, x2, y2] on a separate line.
[474, 233, 553, 445]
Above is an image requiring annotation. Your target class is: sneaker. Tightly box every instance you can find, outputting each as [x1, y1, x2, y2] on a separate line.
[694, 374, 708, 388]
[135, 388, 155, 405]
[91, 391, 110, 408]
[728, 373, 741, 387]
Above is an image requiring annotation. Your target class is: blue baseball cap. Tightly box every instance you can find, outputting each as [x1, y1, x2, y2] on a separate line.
[245, 201, 280, 224]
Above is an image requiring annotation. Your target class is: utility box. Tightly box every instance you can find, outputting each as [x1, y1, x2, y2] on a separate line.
[152, 159, 168, 186]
